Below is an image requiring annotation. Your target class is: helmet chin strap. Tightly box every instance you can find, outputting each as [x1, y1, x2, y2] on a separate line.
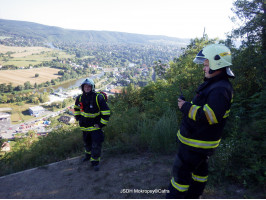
[209, 69, 215, 74]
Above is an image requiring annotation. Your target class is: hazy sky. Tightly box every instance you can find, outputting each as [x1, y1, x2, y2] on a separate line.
[0, 0, 236, 39]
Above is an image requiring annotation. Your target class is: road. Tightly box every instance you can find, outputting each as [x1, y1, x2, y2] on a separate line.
[0, 88, 113, 140]
[0, 110, 56, 139]
[0, 71, 117, 140]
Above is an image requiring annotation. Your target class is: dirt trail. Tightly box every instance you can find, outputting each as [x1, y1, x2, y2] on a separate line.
[0, 153, 248, 199]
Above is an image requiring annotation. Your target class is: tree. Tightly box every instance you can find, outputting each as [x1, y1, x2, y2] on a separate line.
[51, 79, 56, 85]
[165, 36, 216, 88]
[45, 81, 51, 87]
[153, 60, 168, 80]
[39, 92, 49, 103]
[229, 0, 265, 93]
[58, 70, 64, 75]
[231, 0, 266, 53]
[24, 81, 31, 90]
[0, 83, 7, 93]
[224, 0, 266, 187]
[62, 100, 67, 108]
[15, 85, 23, 91]
[7, 83, 13, 92]
[6, 51, 13, 58]
[1, 95, 8, 103]
[32, 96, 39, 104]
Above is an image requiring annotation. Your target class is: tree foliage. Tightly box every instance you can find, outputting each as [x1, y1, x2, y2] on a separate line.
[231, 0, 266, 52]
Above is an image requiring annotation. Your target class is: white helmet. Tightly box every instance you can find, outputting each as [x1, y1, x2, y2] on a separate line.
[193, 44, 235, 77]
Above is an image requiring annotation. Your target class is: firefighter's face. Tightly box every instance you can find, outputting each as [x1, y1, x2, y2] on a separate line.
[203, 59, 220, 79]
[203, 60, 211, 78]
[84, 84, 92, 93]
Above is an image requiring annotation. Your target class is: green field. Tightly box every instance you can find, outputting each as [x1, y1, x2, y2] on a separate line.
[0, 36, 11, 40]
[0, 45, 74, 67]
[0, 103, 35, 123]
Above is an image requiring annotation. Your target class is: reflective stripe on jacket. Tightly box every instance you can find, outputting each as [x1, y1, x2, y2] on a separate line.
[178, 73, 233, 153]
[74, 91, 110, 128]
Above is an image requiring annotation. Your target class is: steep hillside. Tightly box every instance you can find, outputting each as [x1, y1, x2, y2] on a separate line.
[0, 19, 190, 45]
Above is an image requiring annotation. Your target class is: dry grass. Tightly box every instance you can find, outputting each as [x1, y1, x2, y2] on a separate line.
[0, 67, 61, 86]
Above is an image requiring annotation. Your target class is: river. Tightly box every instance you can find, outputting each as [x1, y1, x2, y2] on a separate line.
[5, 72, 105, 99]
[44, 72, 105, 92]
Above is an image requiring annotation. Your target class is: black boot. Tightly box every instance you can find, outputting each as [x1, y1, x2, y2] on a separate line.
[166, 183, 186, 199]
[185, 193, 202, 199]
[94, 164, 100, 171]
[91, 161, 100, 171]
[82, 154, 91, 162]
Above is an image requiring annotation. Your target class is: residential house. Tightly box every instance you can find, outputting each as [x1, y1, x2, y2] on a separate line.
[1, 142, 11, 152]
[58, 116, 75, 124]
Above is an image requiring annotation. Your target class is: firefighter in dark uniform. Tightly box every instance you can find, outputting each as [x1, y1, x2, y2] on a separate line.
[74, 78, 110, 171]
[166, 44, 235, 198]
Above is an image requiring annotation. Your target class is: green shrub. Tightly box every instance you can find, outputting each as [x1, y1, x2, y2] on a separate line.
[138, 108, 178, 153]
[0, 126, 83, 176]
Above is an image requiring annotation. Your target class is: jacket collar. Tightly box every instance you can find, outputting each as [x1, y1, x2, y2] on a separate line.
[197, 72, 228, 93]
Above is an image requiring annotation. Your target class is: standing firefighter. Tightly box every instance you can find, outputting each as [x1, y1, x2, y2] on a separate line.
[166, 44, 234, 198]
[74, 78, 110, 171]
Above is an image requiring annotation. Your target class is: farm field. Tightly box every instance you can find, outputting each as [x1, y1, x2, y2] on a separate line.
[0, 45, 53, 57]
[0, 45, 74, 67]
[0, 67, 61, 86]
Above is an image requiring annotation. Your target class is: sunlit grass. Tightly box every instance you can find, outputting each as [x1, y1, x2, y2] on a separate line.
[0, 45, 74, 67]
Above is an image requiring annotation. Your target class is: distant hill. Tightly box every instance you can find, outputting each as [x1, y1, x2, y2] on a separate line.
[0, 19, 190, 46]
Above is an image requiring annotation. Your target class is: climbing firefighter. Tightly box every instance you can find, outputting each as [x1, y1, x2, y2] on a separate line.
[166, 44, 234, 198]
[74, 78, 110, 171]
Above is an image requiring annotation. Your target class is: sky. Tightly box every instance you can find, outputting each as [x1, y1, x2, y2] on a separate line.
[0, 0, 237, 39]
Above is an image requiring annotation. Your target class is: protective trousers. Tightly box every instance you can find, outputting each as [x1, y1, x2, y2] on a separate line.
[82, 129, 104, 166]
[166, 146, 209, 199]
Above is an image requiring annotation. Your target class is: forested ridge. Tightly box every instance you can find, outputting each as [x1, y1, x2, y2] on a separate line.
[0, 19, 189, 46]
[0, 0, 265, 196]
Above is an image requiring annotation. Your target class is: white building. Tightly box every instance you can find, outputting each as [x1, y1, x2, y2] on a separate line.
[29, 106, 45, 116]
[0, 112, 10, 123]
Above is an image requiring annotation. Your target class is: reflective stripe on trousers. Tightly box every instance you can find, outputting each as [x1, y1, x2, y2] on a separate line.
[80, 126, 101, 131]
[171, 177, 189, 192]
[192, 173, 208, 182]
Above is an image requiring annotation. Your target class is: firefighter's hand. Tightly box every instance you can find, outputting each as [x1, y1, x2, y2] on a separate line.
[178, 98, 185, 109]
[94, 124, 100, 128]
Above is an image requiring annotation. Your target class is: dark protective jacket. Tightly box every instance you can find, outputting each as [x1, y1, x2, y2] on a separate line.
[178, 72, 233, 155]
[74, 91, 110, 131]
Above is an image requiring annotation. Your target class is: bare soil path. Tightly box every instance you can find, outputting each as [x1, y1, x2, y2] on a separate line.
[0, 153, 253, 199]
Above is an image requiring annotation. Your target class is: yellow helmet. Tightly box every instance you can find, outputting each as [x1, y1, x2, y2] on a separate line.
[193, 44, 234, 77]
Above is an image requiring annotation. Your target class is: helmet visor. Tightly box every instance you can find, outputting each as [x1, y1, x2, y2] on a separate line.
[193, 50, 207, 64]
